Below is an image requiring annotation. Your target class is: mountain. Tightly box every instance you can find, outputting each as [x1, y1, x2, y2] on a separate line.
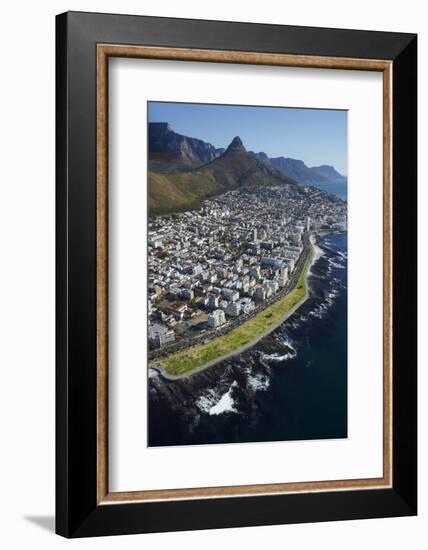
[270, 157, 324, 184]
[149, 122, 224, 172]
[149, 136, 297, 215]
[252, 154, 345, 185]
[149, 123, 345, 184]
[310, 164, 346, 181]
[249, 151, 270, 163]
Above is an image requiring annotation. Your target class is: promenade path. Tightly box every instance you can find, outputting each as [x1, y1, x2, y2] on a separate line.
[151, 234, 318, 380]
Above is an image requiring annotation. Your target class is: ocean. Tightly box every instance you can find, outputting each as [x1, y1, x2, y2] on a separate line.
[311, 179, 347, 200]
[148, 232, 348, 446]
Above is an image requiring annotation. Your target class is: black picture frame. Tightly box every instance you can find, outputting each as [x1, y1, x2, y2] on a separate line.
[56, 11, 417, 538]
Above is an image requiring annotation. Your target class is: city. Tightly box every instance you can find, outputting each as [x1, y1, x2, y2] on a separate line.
[148, 184, 347, 360]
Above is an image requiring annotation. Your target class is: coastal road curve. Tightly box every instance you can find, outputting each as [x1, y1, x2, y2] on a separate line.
[151, 233, 320, 381]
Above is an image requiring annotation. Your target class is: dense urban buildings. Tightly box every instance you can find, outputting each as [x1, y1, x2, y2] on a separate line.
[148, 184, 346, 353]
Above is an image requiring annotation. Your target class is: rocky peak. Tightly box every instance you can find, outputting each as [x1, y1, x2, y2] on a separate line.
[227, 136, 246, 152]
[150, 122, 171, 131]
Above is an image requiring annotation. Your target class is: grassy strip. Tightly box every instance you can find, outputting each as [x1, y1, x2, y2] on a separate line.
[159, 255, 311, 376]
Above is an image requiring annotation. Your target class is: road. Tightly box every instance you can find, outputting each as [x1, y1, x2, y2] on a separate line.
[151, 232, 316, 380]
[149, 231, 312, 361]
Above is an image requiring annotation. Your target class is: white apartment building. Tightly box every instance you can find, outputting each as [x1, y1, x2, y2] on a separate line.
[208, 309, 226, 328]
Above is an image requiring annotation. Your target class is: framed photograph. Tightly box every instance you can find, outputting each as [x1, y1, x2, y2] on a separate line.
[56, 11, 417, 537]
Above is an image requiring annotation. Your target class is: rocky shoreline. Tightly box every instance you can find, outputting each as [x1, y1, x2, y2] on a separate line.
[151, 232, 316, 380]
[148, 231, 347, 447]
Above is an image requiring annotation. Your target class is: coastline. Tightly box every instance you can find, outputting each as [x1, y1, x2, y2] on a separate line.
[152, 233, 322, 381]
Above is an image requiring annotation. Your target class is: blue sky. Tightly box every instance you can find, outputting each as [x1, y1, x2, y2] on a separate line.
[148, 102, 348, 175]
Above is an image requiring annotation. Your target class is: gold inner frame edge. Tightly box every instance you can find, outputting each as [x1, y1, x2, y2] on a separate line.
[96, 44, 393, 505]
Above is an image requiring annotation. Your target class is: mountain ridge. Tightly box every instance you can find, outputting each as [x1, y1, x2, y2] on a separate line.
[149, 122, 224, 172]
[149, 134, 298, 215]
[252, 153, 346, 184]
[148, 123, 346, 215]
[149, 122, 345, 184]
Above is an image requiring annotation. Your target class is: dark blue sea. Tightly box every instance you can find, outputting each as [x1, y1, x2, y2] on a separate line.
[148, 232, 348, 446]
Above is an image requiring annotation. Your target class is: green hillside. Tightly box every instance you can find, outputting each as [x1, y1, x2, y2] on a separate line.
[148, 136, 296, 216]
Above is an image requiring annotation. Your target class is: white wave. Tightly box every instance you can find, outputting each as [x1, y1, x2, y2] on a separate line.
[328, 258, 345, 269]
[280, 335, 296, 353]
[309, 234, 324, 273]
[208, 387, 237, 416]
[196, 382, 238, 416]
[196, 392, 215, 413]
[324, 290, 337, 306]
[309, 307, 325, 319]
[247, 372, 270, 392]
[261, 351, 294, 363]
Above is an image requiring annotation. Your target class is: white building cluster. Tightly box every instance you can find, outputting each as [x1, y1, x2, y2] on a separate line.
[148, 184, 346, 349]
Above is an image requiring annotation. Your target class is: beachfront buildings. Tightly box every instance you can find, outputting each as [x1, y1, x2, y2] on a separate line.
[148, 323, 176, 348]
[208, 309, 226, 328]
[148, 183, 346, 349]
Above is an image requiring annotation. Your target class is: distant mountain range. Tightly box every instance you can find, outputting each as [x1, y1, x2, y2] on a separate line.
[250, 153, 346, 185]
[148, 123, 345, 214]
